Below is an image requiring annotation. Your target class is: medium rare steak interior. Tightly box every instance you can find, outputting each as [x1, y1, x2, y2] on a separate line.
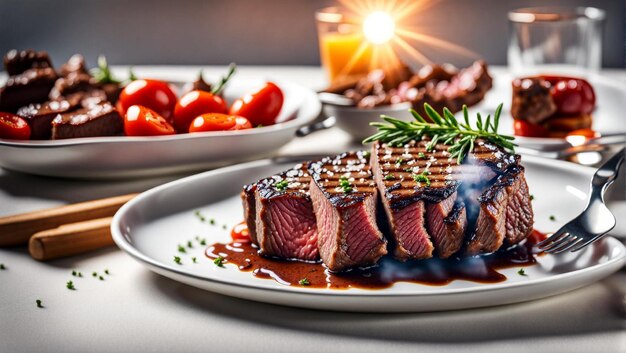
[308, 151, 387, 272]
[241, 163, 318, 261]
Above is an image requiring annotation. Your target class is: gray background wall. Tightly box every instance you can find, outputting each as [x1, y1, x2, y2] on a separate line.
[0, 0, 623, 68]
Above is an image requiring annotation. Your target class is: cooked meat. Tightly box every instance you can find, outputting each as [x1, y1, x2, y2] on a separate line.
[17, 96, 82, 139]
[49, 71, 99, 100]
[59, 54, 89, 77]
[371, 139, 519, 260]
[510, 77, 557, 124]
[242, 163, 318, 261]
[0, 68, 58, 112]
[3, 49, 53, 76]
[308, 151, 387, 271]
[466, 165, 533, 254]
[50, 103, 123, 139]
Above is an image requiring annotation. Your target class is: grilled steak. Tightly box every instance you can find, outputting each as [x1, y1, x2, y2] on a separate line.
[0, 67, 58, 112]
[59, 54, 89, 77]
[3, 49, 53, 76]
[308, 151, 387, 272]
[51, 103, 123, 139]
[466, 165, 533, 254]
[371, 139, 520, 260]
[17, 96, 82, 139]
[510, 77, 556, 124]
[242, 163, 318, 261]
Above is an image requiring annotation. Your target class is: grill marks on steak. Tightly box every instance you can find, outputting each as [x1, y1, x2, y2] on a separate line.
[242, 163, 319, 261]
[308, 151, 387, 272]
[467, 165, 533, 254]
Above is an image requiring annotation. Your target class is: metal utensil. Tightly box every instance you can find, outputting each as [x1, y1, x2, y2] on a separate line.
[516, 144, 607, 159]
[317, 92, 356, 107]
[536, 147, 625, 253]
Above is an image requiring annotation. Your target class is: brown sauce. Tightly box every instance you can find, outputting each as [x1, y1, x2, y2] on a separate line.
[206, 229, 548, 290]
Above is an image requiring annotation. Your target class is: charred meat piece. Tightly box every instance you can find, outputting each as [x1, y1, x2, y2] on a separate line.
[3, 49, 53, 76]
[49, 71, 99, 100]
[51, 103, 123, 139]
[466, 165, 533, 254]
[0, 68, 58, 112]
[425, 194, 468, 259]
[441, 60, 493, 110]
[59, 54, 89, 77]
[16, 95, 82, 139]
[510, 77, 557, 124]
[308, 151, 387, 272]
[243, 163, 319, 261]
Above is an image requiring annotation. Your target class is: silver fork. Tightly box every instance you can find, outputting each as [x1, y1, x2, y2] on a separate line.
[536, 147, 625, 254]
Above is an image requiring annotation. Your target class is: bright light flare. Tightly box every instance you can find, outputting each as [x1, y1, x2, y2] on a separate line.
[363, 11, 395, 44]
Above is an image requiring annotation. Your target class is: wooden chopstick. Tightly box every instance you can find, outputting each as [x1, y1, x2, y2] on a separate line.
[29, 217, 114, 261]
[0, 193, 137, 247]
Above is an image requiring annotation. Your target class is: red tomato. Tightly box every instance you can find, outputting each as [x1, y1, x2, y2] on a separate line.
[567, 128, 598, 138]
[173, 90, 228, 132]
[0, 112, 31, 140]
[550, 78, 595, 115]
[229, 82, 283, 126]
[118, 79, 178, 120]
[189, 113, 253, 132]
[124, 105, 176, 136]
[513, 120, 549, 137]
[231, 221, 251, 242]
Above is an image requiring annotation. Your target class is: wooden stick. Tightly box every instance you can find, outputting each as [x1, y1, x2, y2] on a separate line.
[29, 217, 114, 261]
[0, 193, 136, 247]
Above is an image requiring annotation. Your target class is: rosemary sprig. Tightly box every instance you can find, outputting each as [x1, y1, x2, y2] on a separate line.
[211, 63, 237, 95]
[363, 103, 516, 164]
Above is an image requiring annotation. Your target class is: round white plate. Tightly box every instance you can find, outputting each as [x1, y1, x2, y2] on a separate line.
[111, 155, 626, 312]
[0, 77, 321, 178]
[468, 72, 626, 149]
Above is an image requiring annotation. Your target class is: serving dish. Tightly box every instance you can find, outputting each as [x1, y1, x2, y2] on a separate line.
[111, 155, 626, 312]
[0, 76, 321, 178]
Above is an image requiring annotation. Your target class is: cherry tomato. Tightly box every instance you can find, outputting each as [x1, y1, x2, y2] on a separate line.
[550, 78, 595, 115]
[189, 113, 253, 133]
[566, 128, 598, 138]
[118, 79, 178, 120]
[124, 105, 176, 136]
[229, 82, 283, 126]
[231, 222, 251, 242]
[0, 112, 31, 140]
[513, 120, 549, 138]
[173, 90, 228, 132]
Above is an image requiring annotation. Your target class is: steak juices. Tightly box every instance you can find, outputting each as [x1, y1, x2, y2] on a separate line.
[241, 138, 534, 272]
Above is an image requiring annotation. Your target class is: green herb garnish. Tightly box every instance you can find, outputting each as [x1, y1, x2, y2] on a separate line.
[412, 173, 431, 186]
[66, 281, 76, 290]
[177, 245, 187, 253]
[194, 210, 206, 222]
[222, 225, 227, 230]
[92, 272, 97, 277]
[192, 257, 197, 263]
[211, 63, 237, 95]
[99, 276, 104, 281]
[418, 152, 426, 159]
[339, 177, 353, 193]
[104, 269, 110, 275]
[385, 174, 395, 180]
[36, 299, 43, 308]
[0, 264, 5, 270]
[364, 103, 516, 164]
[530, 195, 535, 201]
[174, 256, 182, 265]
[72, 270, 77, 276]
[209, 219, 216, 225]
[91, 55, 120, 84]
[396, 158, 404, 165]
[298, 278, 310, 286]
[549, 215, 556, 221]
[274, 179, 289, 191]
[187, 241, 193, 248]
[214, 256, 225, 267]
[200, 238, 207, 246]
[518, 268, 527, 276]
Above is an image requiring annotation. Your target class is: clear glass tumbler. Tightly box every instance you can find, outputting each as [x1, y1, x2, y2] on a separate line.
[508, 7, 605, 76]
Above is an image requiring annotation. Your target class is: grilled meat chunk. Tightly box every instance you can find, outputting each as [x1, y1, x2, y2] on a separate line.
[242, 163, 318, 261]
[0, 67, 57, 112]
[50, 103, 123, 139]
[511, 77, 557, 124]
[309, 151, 387, 272]
[3, 49, 53, 76]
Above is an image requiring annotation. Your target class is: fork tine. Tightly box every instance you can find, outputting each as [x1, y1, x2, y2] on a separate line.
[570, 233, 607, 253]
[544, 235, 580, 253]
[536, 228, 568, 249]
[540, 233, 574, 252]
[552, 238, 584, 254]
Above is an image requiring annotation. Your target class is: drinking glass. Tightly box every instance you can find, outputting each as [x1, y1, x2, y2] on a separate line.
[508, 7, 605, 76]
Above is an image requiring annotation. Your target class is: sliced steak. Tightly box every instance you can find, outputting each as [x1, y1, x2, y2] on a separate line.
[466, 165, 533, 254]
[3, 49, 53, 76]
[0, 67, 58, 112]
[50, 103, 123, 139]
[425, 193, 468, 258]
[49, 71, 99, 100]
[17, 96, 82, 139]
[510, 77, 556, 124]
[308, 151, 387, 271]
[59, 54, 89, 77]
[243, 163, 318, 261]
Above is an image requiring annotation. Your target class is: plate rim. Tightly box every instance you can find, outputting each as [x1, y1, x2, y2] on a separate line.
[111, 155, 626, 298]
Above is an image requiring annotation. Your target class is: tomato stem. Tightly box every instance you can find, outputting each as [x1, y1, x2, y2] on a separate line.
[211, 63, 237, 96]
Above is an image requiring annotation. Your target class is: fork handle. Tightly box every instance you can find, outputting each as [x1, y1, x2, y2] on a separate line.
[591, 147, 625, 202]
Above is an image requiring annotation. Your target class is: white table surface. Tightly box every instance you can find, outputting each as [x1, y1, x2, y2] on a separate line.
[1, 66, 625, 353]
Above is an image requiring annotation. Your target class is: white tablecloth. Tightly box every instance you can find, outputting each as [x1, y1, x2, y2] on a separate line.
[1, 66, 625, 353]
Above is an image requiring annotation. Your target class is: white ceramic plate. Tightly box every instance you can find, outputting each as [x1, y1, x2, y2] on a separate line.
[0, 77, 321, 178]
[111, 155, 625, 312]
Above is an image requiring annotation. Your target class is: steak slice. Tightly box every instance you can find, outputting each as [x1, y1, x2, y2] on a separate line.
[17, 96, 81, 140]
[0, 67, 58, 112]
[308, 151, 387, 272]
[510, 77, 556, 124]
[371, 139, 517, 260]
[51, 103, 123, 139]
[242, 163, 318, 261]
[466, 165, 533, 254]
[3, 49, 53, 76]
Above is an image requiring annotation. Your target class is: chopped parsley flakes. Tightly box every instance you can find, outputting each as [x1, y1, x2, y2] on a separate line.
[339, 176, 353, 193]
[549, 215, 556, 221]
[385, 174, 395, 181]
[274, 179, 289, 191]
[517, 268, 527, 276]
[412, 173, 431, 186]
[298, 278, 310, 286]
[214, 256, 225, 267]
[173, 256, 182, 265]
[418, 152, 426, 159]
[66, 281, 76, 290]
[0, 264, 5, 270]
[36, 299, 43, 308]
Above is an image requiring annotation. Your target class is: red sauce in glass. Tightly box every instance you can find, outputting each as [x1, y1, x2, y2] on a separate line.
[206, 228, 549, 290]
